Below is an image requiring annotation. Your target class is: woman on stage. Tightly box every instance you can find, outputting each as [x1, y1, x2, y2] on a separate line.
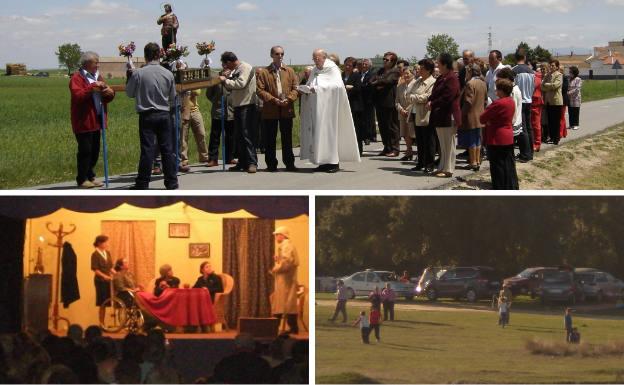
[91, 235, 114, 322]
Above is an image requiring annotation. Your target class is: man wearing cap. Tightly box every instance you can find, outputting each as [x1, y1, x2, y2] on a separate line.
[271, 226, 299, 334]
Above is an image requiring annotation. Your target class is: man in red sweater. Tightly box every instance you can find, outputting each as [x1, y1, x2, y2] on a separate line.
[69, 51, 115, 188]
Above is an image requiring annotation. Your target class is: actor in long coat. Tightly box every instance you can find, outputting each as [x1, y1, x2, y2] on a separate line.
[271, 226, 299, 334]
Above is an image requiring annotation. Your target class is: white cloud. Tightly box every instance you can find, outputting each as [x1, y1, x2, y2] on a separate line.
[426, 0, 471, 20]
[235, 2, 258, 11]
[495, 0, 581, 13]
[68, 0, 139, 16]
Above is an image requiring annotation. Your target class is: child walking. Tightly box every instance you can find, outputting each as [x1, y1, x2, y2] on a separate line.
[353, 310, 370, 344]
[564, 308, 573, 342]
[498, 298, 509, 328]
[369, 306, 381, 342]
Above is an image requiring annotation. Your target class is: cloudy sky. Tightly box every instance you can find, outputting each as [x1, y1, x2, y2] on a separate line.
[3, 0, 624, 69]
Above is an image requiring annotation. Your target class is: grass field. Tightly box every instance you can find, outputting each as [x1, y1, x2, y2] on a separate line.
[583, 79, 624, 102]
[0, 75, 621, 188]
[0, 74, 300, 189]
[316, 299, 624, 384]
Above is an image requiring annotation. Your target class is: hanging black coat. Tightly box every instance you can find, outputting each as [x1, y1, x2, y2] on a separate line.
[61, 242, 80, 308]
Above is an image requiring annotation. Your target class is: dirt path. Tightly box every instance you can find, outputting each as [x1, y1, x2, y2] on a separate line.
[316, 299, 489, 313]
[448, 123, 624, 190]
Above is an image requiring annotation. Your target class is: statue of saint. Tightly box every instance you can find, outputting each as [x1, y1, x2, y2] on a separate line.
[157, 3, 179, 49]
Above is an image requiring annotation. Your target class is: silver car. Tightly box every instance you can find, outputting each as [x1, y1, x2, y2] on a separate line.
[575, 268, 624, 302]
[341, 269, 415, 300]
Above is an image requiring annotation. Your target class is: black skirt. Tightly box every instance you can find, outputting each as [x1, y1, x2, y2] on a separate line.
[487, 145, 519, 190]
[95, 279, 111, 306]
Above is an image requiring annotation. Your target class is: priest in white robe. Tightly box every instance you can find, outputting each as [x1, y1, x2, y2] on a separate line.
[299, 49, 361, 173]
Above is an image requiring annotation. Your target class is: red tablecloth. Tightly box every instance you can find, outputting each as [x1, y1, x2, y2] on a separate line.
[136, 288, 216, 327]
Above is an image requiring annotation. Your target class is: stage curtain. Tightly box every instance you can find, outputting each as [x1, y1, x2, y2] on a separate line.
[101, 221, 156, 289]
[0, 215, 25, 333]
[0, 197, 308, 220]
[223, 219, 275, 328]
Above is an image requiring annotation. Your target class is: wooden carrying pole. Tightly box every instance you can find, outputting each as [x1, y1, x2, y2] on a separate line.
[46, 222, 76, 331]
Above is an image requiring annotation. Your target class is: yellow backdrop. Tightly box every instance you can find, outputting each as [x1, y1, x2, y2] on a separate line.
[23, 202, 309, 330]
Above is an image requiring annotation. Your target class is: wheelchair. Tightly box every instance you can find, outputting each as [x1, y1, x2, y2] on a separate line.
[99, 289, 144, 333]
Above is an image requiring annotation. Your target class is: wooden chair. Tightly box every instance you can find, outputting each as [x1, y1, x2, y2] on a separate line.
[213, 273, 234, 331]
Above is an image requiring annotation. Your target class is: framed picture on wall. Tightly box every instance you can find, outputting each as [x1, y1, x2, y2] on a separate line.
[169, 223, 190, 238]
[189, 243, 210, 259]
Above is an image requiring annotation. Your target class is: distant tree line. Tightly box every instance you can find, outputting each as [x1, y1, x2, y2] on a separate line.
[316, 197, 624, 279]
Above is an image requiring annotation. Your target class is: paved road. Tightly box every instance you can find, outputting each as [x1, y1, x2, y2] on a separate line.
[35, 96, 624, 191]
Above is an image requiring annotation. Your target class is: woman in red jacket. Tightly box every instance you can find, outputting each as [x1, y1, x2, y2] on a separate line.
[480, 78, 519, 190]
[69, 51, 115, 188]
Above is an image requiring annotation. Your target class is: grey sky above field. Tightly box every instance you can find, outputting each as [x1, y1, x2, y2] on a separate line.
[2, 0, 624, 69]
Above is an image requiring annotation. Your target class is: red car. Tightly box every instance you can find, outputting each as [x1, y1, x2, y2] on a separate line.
[503, 267, 559, 298]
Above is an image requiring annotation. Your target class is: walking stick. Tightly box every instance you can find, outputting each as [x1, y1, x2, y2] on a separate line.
[100, 102, 110, 188]
[221, 87, 226, 171]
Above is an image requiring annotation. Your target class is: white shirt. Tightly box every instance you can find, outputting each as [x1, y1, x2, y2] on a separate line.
[357, 314, 370, 329]
[512, 85, 523, 130]
[486, 62, 507, 104]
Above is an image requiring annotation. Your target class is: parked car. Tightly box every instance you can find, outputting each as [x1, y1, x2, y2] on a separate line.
[575, 268, 624, 302]
[539, 269, 585, 305]
[503, 267, 559, 298]
[34, 72, 49, 77]
[415, 266, 501, 303]
[341, 269, 415, 300]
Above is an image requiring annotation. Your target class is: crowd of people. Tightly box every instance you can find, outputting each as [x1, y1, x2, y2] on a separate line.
[69, 42, 584, 190]
[0, 326, 308, 383]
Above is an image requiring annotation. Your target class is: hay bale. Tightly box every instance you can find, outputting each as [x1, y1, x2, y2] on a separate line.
[6, 63, 27, 76]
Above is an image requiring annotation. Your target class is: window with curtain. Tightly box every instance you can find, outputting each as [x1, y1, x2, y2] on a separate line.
[101, 221, 156, 289]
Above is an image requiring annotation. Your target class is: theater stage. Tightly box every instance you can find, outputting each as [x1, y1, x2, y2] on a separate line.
[103, 331, 309, 382]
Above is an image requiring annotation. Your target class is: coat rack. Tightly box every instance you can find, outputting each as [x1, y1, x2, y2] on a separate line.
[46, 222, 76, 331]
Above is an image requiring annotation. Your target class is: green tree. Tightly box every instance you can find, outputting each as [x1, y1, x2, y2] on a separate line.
[503, 42, 536, 66]
[426, 34, 459, 60]
[533, 45, 552, 63]
[56, 43, 82, 76]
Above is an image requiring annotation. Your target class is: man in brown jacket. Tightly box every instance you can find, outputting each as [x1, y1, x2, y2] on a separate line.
[256, 46, 299, 172]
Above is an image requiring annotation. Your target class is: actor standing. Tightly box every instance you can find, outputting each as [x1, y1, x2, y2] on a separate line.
[219, 52, 258, 173]
[256, 46, 299, 172]
[126, 42, 179, 190]
[271, 227, 299, 334]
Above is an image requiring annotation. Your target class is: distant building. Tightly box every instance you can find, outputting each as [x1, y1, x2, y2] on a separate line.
[99, 57, 146, 79]
[584, 39, 624, 79]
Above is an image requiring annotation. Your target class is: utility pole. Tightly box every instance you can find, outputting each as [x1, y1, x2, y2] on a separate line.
[488, 26, 492, 53]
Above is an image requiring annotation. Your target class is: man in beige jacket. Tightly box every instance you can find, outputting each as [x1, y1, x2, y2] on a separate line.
[271, 226, 299, 334]
[219, 51, 258, 173]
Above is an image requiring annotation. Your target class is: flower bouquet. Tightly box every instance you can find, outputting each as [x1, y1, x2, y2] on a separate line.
[196, 41, 216, 57]
[162, 43, 190, 63]
[118, 41, 136, 62]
